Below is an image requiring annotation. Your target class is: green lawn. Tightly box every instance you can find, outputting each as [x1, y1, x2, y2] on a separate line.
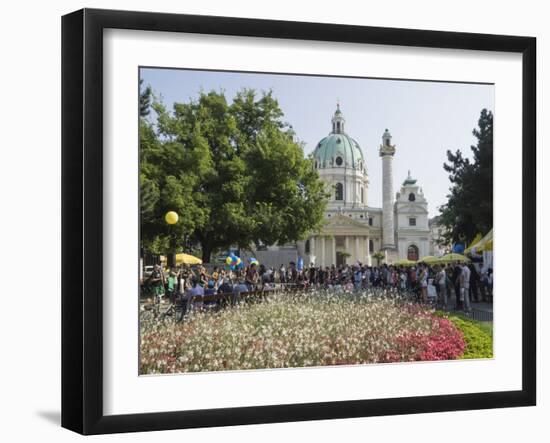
[436, 311, 493, 359]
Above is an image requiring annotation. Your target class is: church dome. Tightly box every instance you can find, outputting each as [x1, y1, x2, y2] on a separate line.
[313, 104, 365, 170]
[314, 133, 364, 169]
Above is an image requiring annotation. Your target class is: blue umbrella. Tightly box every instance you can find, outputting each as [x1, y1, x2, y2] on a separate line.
[452, 243, 465, 254]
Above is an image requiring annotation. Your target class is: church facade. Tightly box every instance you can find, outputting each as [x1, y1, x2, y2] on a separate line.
[294, 104, 431, 267]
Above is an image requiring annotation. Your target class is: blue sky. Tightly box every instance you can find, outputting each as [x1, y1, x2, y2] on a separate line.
[141, 67, 494, 217]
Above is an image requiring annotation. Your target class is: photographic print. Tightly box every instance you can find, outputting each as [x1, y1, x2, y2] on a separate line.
[138, 68, 494, 375]
[61, 10, 536, 433]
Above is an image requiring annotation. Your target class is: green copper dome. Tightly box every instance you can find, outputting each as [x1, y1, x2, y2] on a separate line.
[313, 133, 364, 169]
[312, 104, 365, 170]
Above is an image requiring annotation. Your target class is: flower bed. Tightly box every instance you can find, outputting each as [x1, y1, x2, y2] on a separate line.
[140, 292, 467, 374]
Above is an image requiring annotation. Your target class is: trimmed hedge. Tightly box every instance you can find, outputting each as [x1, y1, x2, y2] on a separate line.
[436, 312, 493, 359]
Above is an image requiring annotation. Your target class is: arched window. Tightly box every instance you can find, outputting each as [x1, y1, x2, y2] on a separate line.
[408, 192, 416, 202]
[407, 244, 419, 261]
[335, 183, 344, 200]
[305, 239, 311, 254]
[335, 156, 343, 166]
[361, 187, 364, 203]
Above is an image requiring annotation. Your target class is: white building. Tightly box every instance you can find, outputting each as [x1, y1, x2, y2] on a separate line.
[295, 104, 431, 267]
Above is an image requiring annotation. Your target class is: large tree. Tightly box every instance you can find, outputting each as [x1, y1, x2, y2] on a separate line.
[140, 88, 328, 262]
[139, 79, 152, 118]
[439, 108, 493, 243]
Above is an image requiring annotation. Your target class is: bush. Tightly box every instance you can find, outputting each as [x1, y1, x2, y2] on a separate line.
[436, 312, 493, 359]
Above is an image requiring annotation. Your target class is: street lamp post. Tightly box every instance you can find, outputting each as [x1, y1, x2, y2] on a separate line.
[165, 211, 178, 269]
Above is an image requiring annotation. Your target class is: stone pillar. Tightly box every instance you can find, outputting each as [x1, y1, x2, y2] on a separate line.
[345, 236, 349, 264]
[332, 237, 336, 266]
[380, 131, 396, 250]
[381, 153, 395, 248]
[310, 236, 315, 265]
[355, 236, 359, 264]
[366, 235, 372, 266]
[321, 236, 326, 267]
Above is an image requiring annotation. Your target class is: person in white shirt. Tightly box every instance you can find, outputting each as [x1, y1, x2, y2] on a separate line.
[435, 265, 448, 308]
[419, 264, 428, 303]
[279, 265, 286, 284]
[460, 263, 472, 311]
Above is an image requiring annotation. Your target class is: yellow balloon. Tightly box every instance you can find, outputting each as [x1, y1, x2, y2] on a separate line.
[225, 256, 232, 265]
[165, 211, 178, 225]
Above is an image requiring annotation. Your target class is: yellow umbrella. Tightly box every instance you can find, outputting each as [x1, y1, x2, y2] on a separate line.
[464, 233, 483, 254]
[418, 255, 440, 265]
[438, 253, 470, 264]
[393, 258, 417, 266]
[479, 229, 493, 252]
[465, 229, 493, 254]
[175, 253, 203, 265]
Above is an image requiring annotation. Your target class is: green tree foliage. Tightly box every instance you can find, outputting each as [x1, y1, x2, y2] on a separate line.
[140, 87, 329, 261]
[439, 109, 493, 243]
[139, 79, 152, 118]
[372, 250, 385, 266]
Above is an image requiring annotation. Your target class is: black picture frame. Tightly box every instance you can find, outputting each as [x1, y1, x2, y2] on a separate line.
[62, 8, 536, 435]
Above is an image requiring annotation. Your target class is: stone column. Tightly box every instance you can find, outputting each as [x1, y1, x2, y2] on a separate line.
[332, 237, 336, 266]
[379, 131, 396, 250]
[310, 236, 315, 265]
[345, 236, 349, 264]
[321, 236, 325, 267]
[355, 236, 359, 264]
[381, 155, 395, 248]
[366, 235, 372, 266]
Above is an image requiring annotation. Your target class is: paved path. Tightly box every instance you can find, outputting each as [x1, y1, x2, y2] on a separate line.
[441, 292, 493, 321]
[446, 293, 493, 312]
[471, 301, 493, 313]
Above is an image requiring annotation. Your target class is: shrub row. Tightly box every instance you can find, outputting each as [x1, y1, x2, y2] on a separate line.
[436, 312, 493, 359]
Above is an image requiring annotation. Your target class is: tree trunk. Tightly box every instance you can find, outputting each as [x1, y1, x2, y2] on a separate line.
[201, 245, 212, 263]
[167, 253, 175, 269]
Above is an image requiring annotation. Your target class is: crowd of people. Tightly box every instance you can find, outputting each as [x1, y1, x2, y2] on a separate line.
[142, 258, 493, 314]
